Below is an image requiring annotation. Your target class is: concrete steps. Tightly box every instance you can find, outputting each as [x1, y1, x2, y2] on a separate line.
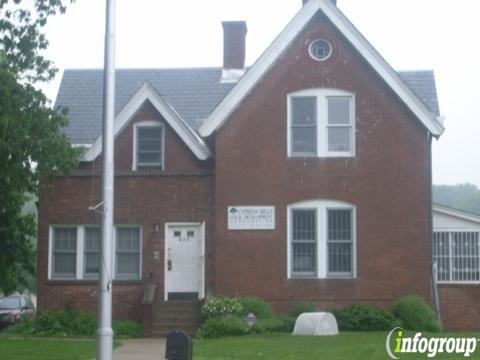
[151, 300, 202, 338]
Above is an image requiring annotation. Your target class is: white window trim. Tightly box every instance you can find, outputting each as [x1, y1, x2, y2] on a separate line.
[287, 88, 356, 158]
[287, 199, 357, 279]
[48, 225, 142, 281]
[132, 120, 165, 171]
[433, 229, 480, 285]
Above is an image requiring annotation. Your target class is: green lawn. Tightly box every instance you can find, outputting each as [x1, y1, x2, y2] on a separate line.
[0, 337, 96, 360]
[194, 332, 480, 360]
[1, 332, 479, 359]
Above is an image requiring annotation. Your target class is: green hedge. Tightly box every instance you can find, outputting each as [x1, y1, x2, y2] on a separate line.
[196, 315, 249, 339]
[392, 295, 442, 332]
[331, 304, 397, 331]
[198, 296, 442, 338]
[4, 308, 142, 338]
[251, 316, 296, 334]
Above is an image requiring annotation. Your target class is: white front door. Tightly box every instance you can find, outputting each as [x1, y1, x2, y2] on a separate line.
[165, 224, 204, 300]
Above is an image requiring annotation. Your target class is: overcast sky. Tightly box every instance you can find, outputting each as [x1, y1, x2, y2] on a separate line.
[39, 0, 480, 187]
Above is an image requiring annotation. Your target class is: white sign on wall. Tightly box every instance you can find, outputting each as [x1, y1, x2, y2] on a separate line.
[228, 206, 275, 230]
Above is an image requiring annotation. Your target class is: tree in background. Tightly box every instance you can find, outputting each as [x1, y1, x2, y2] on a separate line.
[433, 183, 480, 215]
[0, 0, 79, 294]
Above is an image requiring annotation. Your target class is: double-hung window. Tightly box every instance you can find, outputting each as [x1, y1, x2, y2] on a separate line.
[327, 209, 353, 276]
[288, 89, 355, 157]
[134, 121, 164, 171]
[50, 225, 142, 280]
[115, 227, 141, 280]
[291, 209, 317, 276]
[289, 200, 356, 279]
[290, 97, 317, 155]
[433, 231, 480, 282]
[84, 227, 100, 278]
[52, 227, 77, 278]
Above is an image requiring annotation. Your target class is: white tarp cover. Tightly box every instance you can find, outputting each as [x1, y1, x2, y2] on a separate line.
[292, 312, 339, 336]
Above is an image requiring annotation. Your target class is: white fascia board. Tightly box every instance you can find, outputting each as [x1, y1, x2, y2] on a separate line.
[433, 204, 480, 225]
[199, 0, 444, 137]
[84, 82, 211, 161]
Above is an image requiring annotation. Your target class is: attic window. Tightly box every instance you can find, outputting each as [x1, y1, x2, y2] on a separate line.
[309, 39, 332, 61]
[133, 120, 164, 171]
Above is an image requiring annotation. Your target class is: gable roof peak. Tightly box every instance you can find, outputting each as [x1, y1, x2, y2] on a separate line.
[199, 0, 444, 137]
[83, 81, 212, 162]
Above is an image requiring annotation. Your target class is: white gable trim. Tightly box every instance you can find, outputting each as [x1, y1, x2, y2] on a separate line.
[83, 82, 211, 161]
[199, 0, 444, 137]
[433, 204, 480, 225]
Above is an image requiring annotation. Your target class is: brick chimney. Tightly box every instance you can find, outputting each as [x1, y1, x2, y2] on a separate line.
[221, 21, 247, 83]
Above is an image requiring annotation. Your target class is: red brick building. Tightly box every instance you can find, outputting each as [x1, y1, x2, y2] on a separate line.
[38, 0, 477, 332]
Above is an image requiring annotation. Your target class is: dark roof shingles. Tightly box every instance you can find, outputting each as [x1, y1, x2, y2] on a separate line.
[55, 68, 440, 144]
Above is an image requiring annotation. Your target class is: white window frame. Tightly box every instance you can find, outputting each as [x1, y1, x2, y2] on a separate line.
[83, 226, 101, 279]
[433, 230, 480, 284]
[132, 120, 165, 171]
[287, 88, 355, 158]
[114, 225, 143, 280]
[287, 200, 357, 279]
[48, 225, 142, 281]
[48, 226, 79, 280]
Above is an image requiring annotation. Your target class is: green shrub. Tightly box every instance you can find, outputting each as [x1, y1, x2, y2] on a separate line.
[240, 297, 273, 319]
[331, 304, 397, 331]
[201, 298, 244, 319]
[3, 317, 36, 336]
[4, 308, 142, 338]
[251, 315, 295, 334]
[5, 308, 97, 336]
[196, 315, 249, 339]
[392, 295, 442, 332]
[113, 320, 143, 338]
[275, 315, 297, 333]
[292, 301, 316, 318]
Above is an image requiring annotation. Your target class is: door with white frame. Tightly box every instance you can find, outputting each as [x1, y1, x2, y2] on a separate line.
[165, 223, 204, 301]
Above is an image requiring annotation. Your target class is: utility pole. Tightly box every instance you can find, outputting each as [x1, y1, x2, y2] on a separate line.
[97, 0, 116, 359]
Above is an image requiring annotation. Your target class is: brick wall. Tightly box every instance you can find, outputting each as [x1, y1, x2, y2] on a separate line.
[213, 11, 432, 313]
[37, 102, 214, 319]
[439, 285, 480, 331]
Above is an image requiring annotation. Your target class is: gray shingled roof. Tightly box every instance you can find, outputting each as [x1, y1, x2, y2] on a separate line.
[55, 68, 440, 145]
[398, 70, 440, 117]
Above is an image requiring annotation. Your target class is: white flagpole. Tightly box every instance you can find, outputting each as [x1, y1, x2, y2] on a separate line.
[97, 0, 116, 359]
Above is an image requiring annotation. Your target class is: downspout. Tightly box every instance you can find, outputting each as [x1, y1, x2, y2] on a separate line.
[428, 131, 442, 325]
